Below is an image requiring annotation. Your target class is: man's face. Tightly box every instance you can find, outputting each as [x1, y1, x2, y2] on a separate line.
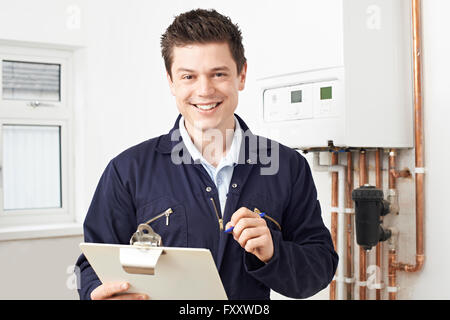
[167, 42, 247, 133]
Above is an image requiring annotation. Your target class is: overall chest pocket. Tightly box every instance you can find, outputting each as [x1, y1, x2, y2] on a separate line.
[137, 197, 187, 247]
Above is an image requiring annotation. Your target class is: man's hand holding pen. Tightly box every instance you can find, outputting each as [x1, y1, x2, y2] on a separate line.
[225, 207, 274, 263]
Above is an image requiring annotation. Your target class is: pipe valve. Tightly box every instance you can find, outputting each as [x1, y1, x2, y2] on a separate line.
[352, 185, 392, 251]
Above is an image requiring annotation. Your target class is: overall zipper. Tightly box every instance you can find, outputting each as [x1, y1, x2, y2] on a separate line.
[210, 197, 223, 231]
[254, 207, 282, 231]
[144, 208, 173, 226]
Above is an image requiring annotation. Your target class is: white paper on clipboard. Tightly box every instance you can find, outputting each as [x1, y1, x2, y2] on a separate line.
[79, 242, 228, 300]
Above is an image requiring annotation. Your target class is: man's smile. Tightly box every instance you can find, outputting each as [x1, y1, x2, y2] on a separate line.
[191, 101, 223, 111]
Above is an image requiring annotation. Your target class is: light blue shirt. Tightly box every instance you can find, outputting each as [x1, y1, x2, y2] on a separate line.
[179, 116, 243, 216]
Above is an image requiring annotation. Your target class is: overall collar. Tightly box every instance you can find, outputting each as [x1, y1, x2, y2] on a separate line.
[178, 115, 242, 169]
[155, 113, 271, 162]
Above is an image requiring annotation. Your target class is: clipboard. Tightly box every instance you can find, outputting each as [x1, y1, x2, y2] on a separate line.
[79, 242, 228, 300]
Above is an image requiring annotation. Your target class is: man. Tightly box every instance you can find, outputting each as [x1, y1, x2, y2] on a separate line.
[76, 8, 338, 300]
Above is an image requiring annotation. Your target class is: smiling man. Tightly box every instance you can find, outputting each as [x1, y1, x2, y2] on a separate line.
[75, 8, 338, 300]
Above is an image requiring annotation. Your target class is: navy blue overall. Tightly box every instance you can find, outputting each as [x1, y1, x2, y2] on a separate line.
[75, 114, 338, 300]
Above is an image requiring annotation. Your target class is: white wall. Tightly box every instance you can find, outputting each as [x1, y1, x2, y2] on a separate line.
[0, 0, 449, 299]
[0, 0, 86, 47]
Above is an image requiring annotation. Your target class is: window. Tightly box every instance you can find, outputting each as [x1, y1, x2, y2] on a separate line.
[0, 45, 74, 230]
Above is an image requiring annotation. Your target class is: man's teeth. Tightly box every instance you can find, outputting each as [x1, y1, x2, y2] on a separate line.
[194, 103, 219, 110]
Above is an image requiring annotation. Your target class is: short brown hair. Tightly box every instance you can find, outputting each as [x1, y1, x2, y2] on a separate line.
[161, 9, 246, 78]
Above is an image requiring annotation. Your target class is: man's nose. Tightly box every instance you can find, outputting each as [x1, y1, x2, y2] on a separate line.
[197, 76, 215, 96]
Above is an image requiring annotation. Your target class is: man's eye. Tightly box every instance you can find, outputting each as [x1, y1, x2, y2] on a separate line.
[215, 72, 225, 77]
[183, 75, 193, 80]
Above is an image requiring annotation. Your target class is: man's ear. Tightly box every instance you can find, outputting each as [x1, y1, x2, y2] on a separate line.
[238, 62, 248, 91]
[166, 71, 176, 96]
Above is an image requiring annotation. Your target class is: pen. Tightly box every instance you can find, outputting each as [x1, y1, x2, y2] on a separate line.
[224, 212, 266, 233]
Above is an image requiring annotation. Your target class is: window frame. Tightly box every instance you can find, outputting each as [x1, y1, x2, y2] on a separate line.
[0, 45, 75, 229]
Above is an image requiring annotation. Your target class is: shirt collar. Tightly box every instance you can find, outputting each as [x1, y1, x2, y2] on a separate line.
[179, 116, 243, 168]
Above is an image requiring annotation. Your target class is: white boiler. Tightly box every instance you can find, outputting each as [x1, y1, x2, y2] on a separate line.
[257, 0, 413, 149]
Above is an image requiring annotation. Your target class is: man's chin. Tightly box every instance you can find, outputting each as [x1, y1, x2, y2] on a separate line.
[185, 116, 217, 130]
[183, 112, 235, 133]
[192, 121, 220, 132]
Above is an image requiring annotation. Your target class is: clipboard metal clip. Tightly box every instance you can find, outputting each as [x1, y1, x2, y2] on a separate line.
[130, 223, 163, 247]
[120, 224, 164, 275]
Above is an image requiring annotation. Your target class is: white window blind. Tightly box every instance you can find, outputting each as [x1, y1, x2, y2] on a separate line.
[2, 124, 62, 211]
[2, 60, 61, 102]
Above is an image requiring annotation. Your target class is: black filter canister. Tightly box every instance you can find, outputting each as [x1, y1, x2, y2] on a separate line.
[352, 185, 391, 250]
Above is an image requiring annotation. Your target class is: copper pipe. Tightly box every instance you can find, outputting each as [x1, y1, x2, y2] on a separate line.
[388, 149, 396, 189]
[412, 0, 424, 173]
[391, 169, 412, 179]
[388, 0, 426, 299]
[329, 152, 338, 300]
[375, 149, 382, 300]
[388, 149, 399, 217]
[359, 248, 367, 300]
[388, 149, 397, 189]
[387, 149, 399, 300]
[375, 249, 382, 299]
[375, 149, 382, 188]
[359, 150, 368, 186]
[389, 149, 412, 181]
[411, 0, 425, 270]
[358, 150, 367, 300]
[394, 0, 425, 273]
[346, 152, 354, 300]
[388, 249, 397, 300]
